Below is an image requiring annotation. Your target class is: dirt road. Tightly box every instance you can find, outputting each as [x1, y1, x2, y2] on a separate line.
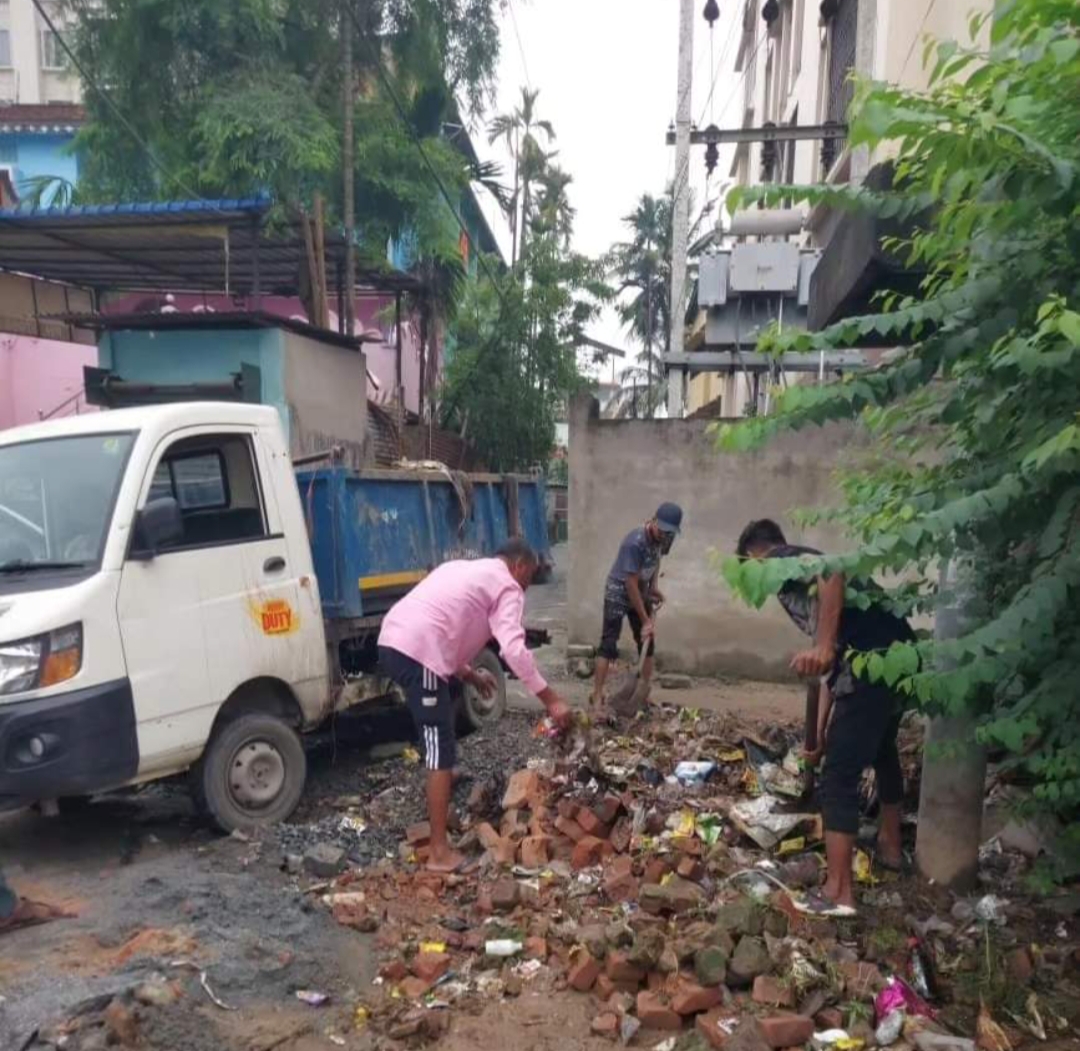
[0, 544, 802, 1050]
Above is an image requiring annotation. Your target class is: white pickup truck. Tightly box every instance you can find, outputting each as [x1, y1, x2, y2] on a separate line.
[0, 403, 551, 830]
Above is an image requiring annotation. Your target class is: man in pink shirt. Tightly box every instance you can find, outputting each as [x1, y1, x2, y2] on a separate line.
[379, 538, 573, 872]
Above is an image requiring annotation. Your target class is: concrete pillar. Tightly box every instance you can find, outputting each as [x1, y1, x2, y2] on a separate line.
[915, 562, 987, 890]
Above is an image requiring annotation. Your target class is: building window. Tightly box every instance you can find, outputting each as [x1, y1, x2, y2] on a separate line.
[40, 29, 68, 71]
[0, 29, 11, 69]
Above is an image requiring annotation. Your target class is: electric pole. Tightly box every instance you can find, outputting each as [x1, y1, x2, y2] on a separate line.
[668, 0, 693, 417]
[342, 2, 357, 337]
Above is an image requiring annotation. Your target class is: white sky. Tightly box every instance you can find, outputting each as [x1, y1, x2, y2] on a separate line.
[468, 0, 742, 379]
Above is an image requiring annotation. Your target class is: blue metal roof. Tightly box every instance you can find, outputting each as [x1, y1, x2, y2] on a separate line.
[0, 192, 272, 221]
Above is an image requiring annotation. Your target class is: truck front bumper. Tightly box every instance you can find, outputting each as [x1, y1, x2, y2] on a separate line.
[0, 679, 138, 808]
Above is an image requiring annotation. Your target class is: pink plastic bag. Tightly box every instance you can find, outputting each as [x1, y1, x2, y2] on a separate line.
[875, 977, 936, 1024]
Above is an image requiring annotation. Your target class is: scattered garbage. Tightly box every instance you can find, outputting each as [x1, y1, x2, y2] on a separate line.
[295, 989, 331, 1006]
[674, 761, 717, 784]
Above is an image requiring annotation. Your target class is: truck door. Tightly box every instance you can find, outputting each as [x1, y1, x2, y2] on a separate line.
[117, 427, 314, 776]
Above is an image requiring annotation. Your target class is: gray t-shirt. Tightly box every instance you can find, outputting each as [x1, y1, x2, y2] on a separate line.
[604, 527, 661, 612]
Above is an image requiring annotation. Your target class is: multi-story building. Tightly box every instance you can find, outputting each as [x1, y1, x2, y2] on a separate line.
[683, 0, 993, 417]
[0, 0, 83, 200]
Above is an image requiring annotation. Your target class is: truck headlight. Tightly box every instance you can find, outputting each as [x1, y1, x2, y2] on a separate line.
[0, 624, 83, 696]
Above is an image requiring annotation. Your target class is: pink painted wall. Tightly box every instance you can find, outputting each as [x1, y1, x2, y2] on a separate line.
[105, 292, 433, 417]
[0, 334, 98, 430]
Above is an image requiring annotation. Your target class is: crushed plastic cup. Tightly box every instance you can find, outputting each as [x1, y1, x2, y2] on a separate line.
[875, 1010, 905, 1046]
[674, 761, 717, 784]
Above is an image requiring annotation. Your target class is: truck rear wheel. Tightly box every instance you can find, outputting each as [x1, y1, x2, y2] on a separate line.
[457, 647, 507, 734]
[198, 713, 306, 832]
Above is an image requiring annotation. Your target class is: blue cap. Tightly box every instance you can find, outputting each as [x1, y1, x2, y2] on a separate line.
[656, 502, 683, 534]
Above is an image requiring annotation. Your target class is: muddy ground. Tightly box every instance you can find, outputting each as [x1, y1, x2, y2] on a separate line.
[0, 548, 804, 1050]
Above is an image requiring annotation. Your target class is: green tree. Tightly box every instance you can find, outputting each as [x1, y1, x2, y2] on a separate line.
[61, 0, 502, 255]
[487, 86, 556, 267]
[719, 0, 1080, 871]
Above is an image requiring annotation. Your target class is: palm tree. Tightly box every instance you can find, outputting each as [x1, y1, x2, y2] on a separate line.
[608, 186, 713, 415]
[533, 163, 575, 248]
[487, 87, 555, 267]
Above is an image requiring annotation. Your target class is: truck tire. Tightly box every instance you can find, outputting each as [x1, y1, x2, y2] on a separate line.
[457, 647, 507, 735]
[198, 713, 307, 832]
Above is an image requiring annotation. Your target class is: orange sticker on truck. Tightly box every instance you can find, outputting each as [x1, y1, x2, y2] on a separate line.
[259, 599, 297, 635]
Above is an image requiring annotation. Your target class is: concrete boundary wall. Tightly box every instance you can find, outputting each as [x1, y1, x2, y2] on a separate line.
[567, 394, 868, 680]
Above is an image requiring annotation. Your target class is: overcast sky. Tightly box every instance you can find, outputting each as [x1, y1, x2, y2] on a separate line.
[469, 0, 741, 378]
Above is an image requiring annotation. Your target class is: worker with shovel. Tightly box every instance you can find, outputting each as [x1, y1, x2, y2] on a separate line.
[379, 538, 573, 873]
[736, 519, 914, 917]
[591, 502, 683, 714]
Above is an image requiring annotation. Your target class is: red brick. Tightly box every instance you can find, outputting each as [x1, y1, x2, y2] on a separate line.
[591, 1013, 620, 1040]
[491, 878, 519, 912]
[572, 835, 606, 870]
[568, 949, 603, 992]
[556, 797, 580, 821]
[604, 864, 640, 902]
[753, 976, 795, 1008]
[463, 929, 486, 951]
[555, 814, 587, 842]
[380, 959, 409, 982]
[643, 858, 672, 885]
[1007, 947, 1034, 985]
[500, 809, 527, 839]
[696, 1010, 732, 1050]
[529, 806, 550, 836]
[488, 836, 518, 866]
[405, 820, 431, 845]
[594, 795, 623, 825]
[814, 1009, 843, 1030]
[398, 976, 432, 999]
[677, 856, 706, 882]
[577, 808, 612, 838]
[475, 822, 502, 849]
[758, 1015, 814, 1048]
[671, 835, 702, 856]
[595, 973, 640, 1000]
[503, 770, 543, 810]
[411, 952, 450, 983]
[524, 936, 548, 960]
[636, 990, 683, 1031]
[647, 971, 665, 992]
[519, 835, 551, 868]
[605, 951, 646, 985]
[840, 961, 885, 998]
[671, 977, 723, 1015]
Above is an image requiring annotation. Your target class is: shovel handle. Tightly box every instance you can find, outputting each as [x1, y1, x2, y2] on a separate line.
[804, 680, 820, 753]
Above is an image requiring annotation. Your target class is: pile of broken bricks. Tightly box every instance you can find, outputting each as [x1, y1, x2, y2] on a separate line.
[312, 707, 1080, 1048]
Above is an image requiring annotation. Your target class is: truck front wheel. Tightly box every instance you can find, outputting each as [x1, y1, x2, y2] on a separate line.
[198, 713, 307, 833]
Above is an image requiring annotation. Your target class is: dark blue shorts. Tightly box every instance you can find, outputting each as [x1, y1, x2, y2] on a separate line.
[378, 646, 457, 771]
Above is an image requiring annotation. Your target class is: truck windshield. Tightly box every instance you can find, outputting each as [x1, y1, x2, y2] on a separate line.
[0, 433, 135, 569]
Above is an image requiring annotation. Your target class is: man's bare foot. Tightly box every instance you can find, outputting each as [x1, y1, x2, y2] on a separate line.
[426, 849, 467, 874]
[0, 898, 72, 935]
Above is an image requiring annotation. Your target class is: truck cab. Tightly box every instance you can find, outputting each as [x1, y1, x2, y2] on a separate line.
[0, 404, 330, 829]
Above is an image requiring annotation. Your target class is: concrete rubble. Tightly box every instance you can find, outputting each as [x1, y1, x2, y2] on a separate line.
[305, 705, 1080, 1048]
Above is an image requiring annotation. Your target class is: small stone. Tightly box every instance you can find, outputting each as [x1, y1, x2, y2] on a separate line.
[658, 673, 693, 690]
[581, 923, 610, 959]
[758, 1015, 815, 1049]
[283, 853, 303, 875]
[572, 835, 606, 870]
[405, 820, 431, 845]
[104, 1000, 139, 1046]
[519, 835, 551, 868]
[636, 990, 683, 1031]
[594, 796, 623, 825]
[303, 843, 346, 878]
[658, 946, 680, 975]
[591, 1012, 620, 1040]
[694, 945, 728, 987]
[504, 973, 524, 997]
[571, 657, 595, 679]
[639, 876, 705, 915]
[677, 856, 706, 882]
[753, 976, 794, 1007]
[628, 929, 666, 970]
[503, 770, 543, 810]
[491, 878, 520, 912]
[466, 783, 489, 813]
[605, 950, 646, 985]
[764, 909, 790, 938]
[643, 858, 672, 885]
[605, 920, 635, 949]
[1006, 947, 1034, 985]
[671, 977, 724, 1016]
[729, 936, 771, 986]
[715, 898, 763, 937]
[412, 952, 451, 983]
[568, 949, 603, 992]
[134, 980, 180, 1007]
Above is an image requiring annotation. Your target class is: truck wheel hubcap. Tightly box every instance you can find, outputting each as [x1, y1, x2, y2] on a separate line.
[229, 740, 286, 809]
[467, 685, 496, 718]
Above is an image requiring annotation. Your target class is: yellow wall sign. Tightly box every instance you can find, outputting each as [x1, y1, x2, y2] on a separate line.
[259, 599, 297, 635]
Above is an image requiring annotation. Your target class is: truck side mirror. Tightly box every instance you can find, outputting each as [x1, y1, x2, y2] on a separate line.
[132, 497, 184, 559]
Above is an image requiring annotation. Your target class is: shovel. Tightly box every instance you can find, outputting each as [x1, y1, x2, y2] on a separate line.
[800, 678, 820, 803]
[609, 611, 659, 718]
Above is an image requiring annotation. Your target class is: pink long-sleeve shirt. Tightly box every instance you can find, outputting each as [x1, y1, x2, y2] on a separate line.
[378, 557, 548, 695]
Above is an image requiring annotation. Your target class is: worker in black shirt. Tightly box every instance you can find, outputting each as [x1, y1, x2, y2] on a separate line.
[736, 518, 914, 916]
[591, 503, 683, 710]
